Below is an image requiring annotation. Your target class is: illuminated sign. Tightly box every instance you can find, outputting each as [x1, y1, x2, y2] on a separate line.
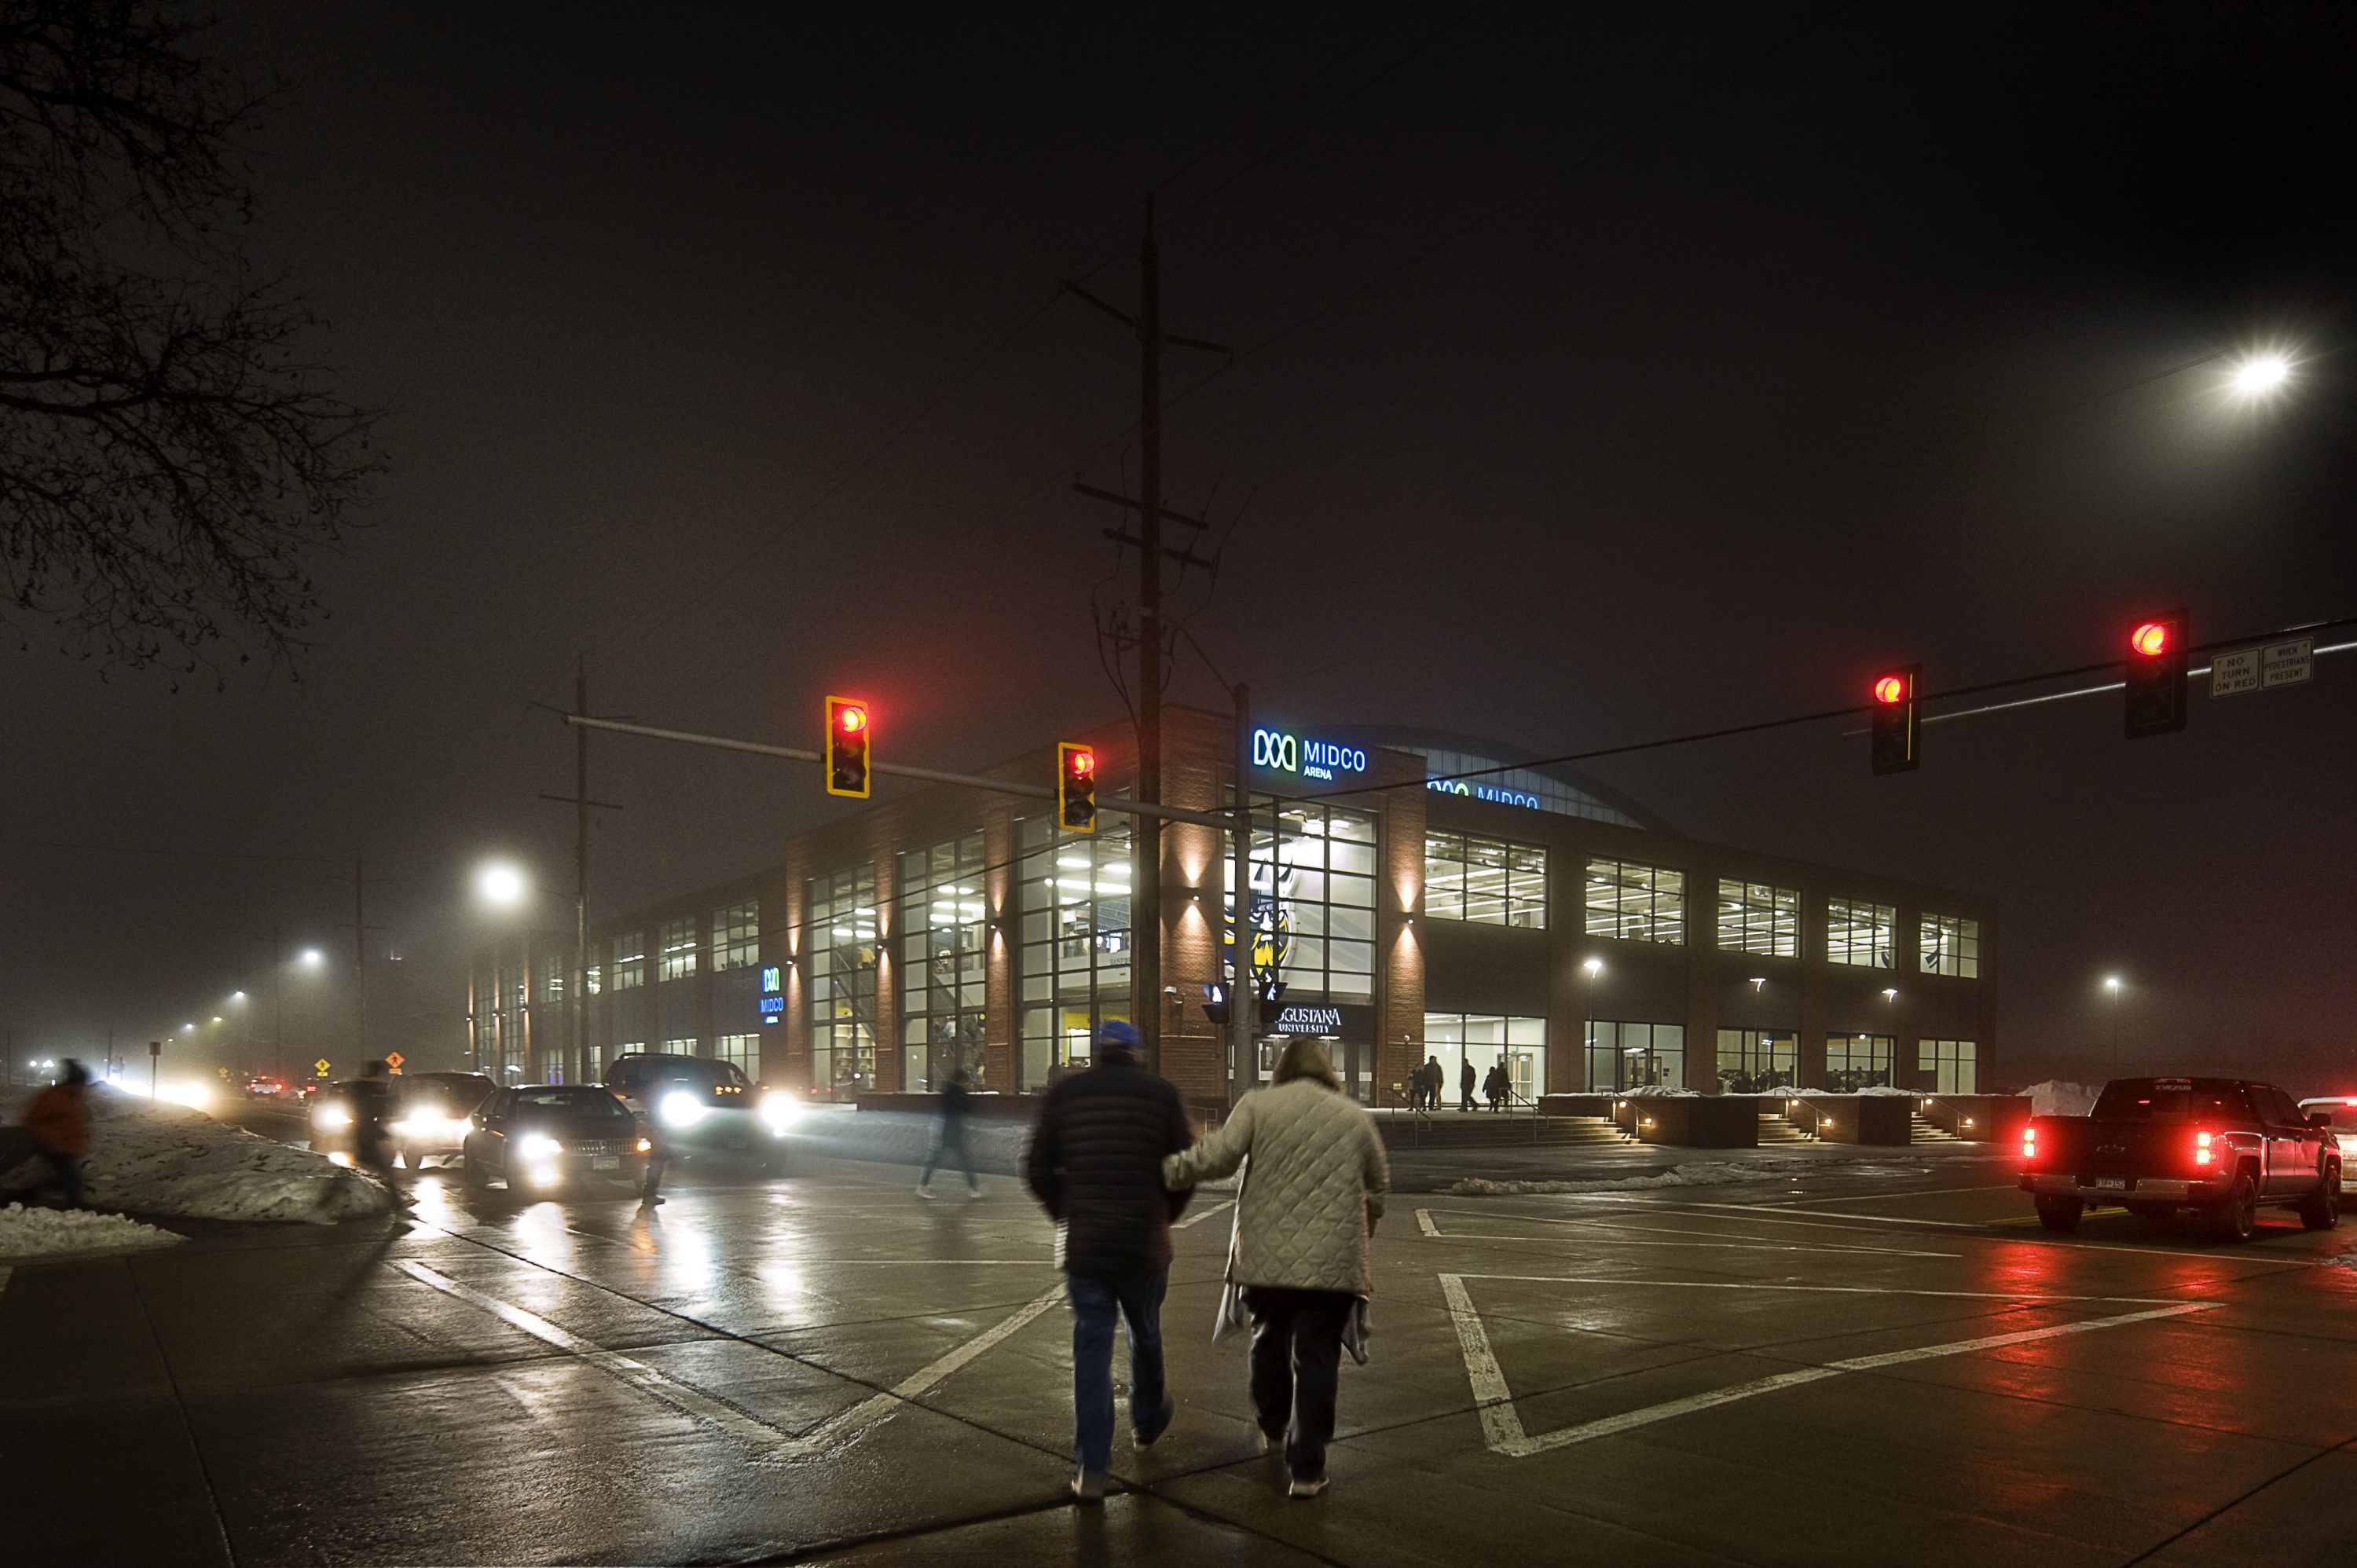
[1426, 776, 1540, 810]
[1268, 1002, 1375, 1037]
[758, 995, 785, 1021]
[1251, 728, 1368, 782]
[761, 966, 781, 995]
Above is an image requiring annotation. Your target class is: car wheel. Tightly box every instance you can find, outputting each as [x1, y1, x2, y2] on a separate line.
[2299, 1166, 2341, 1231]
[2034, 1196, 2082, 1232]
[2209, 1170, 2260, 1243]
[462, 1147, 486, 1190]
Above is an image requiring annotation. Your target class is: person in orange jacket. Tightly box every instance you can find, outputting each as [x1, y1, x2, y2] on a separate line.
[23, 1058, 93, 1209]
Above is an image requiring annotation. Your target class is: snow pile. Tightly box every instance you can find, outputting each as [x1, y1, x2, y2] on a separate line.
[1, 1087, 393, 1222]
[1857, 1085, 1917, 1097]
[1617, 1085, 1700, 1098]
[0, 1202, 185, 1260]
[2025, 1080, 2101, 1117]
[1446, 1157, 1879, 1196]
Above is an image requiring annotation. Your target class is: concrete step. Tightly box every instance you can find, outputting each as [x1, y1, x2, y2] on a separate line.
[1373, 1115, 1622, 1150]
[1756, 1112, 1816, 1144]
[1909, 1115, 1966, 1144]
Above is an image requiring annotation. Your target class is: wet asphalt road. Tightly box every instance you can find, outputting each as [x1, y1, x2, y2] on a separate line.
[7, 1140, 2357, 1566]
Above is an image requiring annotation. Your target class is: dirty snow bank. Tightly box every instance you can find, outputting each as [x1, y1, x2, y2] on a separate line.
[1, 1088, 392, 1222]
[0, 1201, 185, 1259]
[2023, 1080, 2101, 1117]
[1445, 1157, 1882, 1196]
[1617, 1085, 1700, 1098]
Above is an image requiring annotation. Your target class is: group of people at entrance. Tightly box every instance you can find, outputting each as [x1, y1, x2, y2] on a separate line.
[1021, 1020, 1389, 1504]
[1408, 1054, 1516, 1112]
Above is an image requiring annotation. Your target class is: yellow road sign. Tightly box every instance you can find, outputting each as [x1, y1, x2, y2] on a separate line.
[314, 1058, 331, 1076]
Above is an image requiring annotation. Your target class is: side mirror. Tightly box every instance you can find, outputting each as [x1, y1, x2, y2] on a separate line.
[2308, 1112, 2333, 1129]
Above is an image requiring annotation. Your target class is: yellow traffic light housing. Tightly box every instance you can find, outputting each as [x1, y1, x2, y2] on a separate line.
[825, 696, 871, 798]
[1058, 742, 1097, 832]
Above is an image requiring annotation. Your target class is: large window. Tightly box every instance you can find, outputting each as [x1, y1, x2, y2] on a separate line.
[1919, 1039, 1978, 1094]
[1716, 1029, 1798, 1093]
[1827, 1032, 1895, 1090]
[901, 833, 988, 1094]
[1421, 1014, 1546, 1105]
[1423, 833, 1547, 928]
[712, 901, 760, 972]
[713, 1033, 761, 1077]
[662, 1036, 698, 1056]
[1585, 859, 1686, 945]
[611, 933, 645, 991]
[1717, 880, 1799, 958]
[1018, 816, 1131, 1088]
[1231, 800, 1379, 1005]
[541, 954, 566, 1001]
[1587, 1020, 1684, 1093]
[658, 917, 698, 981]
[1919, 914, 1981, 978]
[1825, 899, 1896, 969]
[808, 867, 878, 1095]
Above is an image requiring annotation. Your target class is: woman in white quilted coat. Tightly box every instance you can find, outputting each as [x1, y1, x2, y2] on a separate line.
[1163, 1038, 1389, 1499]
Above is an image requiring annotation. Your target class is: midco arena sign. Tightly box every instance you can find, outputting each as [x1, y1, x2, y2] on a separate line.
[1251, 727, 1368, 782]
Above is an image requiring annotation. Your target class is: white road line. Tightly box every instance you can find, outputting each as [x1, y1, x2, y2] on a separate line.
[1752, 1185, 2018, 1207]
[1175, 1198, 1234, 1230]
[396, 1259, 1064, 1458]
[1680, 1202, 1988, 1229]
[1454, 1274, 2195, 1306]
[1417, 1207, 1959, 1259]
[1425, 1229, 1963, 1259]
[1438, 1270, 2213, 1459]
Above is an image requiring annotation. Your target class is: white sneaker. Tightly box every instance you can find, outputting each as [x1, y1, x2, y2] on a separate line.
[1071, 1469, 1107, 1504]
[1288, 1474, 1329, 1499]
[915, 1185, 936, 1200]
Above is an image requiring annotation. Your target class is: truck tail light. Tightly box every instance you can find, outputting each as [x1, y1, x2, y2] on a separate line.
[2194, 1130, 2213, 1167]
[2022, 1126, 2037, 1163]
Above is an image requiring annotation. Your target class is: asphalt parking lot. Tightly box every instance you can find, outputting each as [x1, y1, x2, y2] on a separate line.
[7, 1145, 2354, 1566]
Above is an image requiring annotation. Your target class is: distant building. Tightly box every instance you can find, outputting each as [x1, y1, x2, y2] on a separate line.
[467, 705, 1996, 1106]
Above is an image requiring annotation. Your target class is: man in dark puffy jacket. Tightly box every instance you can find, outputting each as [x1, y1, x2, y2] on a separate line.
[1025, 1020, 1193, 1504]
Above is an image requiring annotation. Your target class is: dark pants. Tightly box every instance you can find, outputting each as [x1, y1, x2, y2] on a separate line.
[28, 1149, 86, 1208]
[920, 1122, 974, 1189]
[1067, 1268, 1168, 1475]
[1245, 1285, 1352, 1481]
[1459, 1082, 1475, 1112]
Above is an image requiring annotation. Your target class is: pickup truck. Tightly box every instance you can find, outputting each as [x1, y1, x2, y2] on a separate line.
[2018, 1076, 2341, 1241]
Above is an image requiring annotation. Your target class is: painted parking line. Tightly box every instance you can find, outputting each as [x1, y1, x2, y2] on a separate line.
[1175, 1198, 1235, 1230]
[396, 1258, 1063, 1459]
[1415, 1207, 1961, 1259]
[1752, 1185, 2018, 1207]
[1438, 1272, 2215, 1459]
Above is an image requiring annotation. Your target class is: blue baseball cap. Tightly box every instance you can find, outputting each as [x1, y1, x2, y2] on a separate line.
[1096, 1020, 1142, 1053]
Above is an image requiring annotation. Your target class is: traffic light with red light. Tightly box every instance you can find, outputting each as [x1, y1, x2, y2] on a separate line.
[1869, 664, 1919, 775]
[1058, 742, 1098, 832]
[825, 696, 871, 797]
[2123, 611, 2188, 738]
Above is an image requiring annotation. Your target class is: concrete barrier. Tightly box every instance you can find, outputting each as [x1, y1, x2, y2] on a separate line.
[1628, 1095, 1758, 1149]
[1918, 1094, 2031, 1144]
[1787, 1094, 1913, 1145]
[1538, 1094, 1616, 1119]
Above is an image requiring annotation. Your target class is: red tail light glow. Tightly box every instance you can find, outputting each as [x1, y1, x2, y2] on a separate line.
[2194, 1130, 2213, 1167]
[2022, 1126, 2037, 1162]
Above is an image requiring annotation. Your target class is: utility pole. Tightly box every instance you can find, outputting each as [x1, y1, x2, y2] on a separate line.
[1230, 683, 1258, 1106]
[1063, 197, 1230, 1075]
[269, 925, 284, 1083]
[539, 658, 624, 1086]
[334, 855, 388, 1062]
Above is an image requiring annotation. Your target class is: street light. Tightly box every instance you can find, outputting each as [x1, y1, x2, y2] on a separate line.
[475, 859, 529, 910]
[1582, 958, 1604, 1092]
[2227, 352, 2291, 400]
[299, 947, 324, 967]
[2104, 975, 2124, 1072]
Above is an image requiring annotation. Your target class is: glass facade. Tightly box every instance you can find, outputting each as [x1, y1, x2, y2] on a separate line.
[1717, 880, 1799, 958]
[611, 933, 644, 990]
[1585, 859, 1685, 945]
[1919, 1038, 1978, 1094]
[713, 1033, 760, 1076]
[808, 867, 878, 1095]
[1825, 899, 1896, 969]
[1827, 1032, 1895, 1089]
[900, 833, 988, 1094]
[712, 901, 760, 971]
[1229, 798, 1379, 1005]
[1420, 1013, 1546, 1105]
[1715, 1028, 1798, 1093]
[658, 917, 698, 981]
[1919, 914, 1981, 978]
[1588, 1020, 1684, 1092]
[1018, 816, 1131, 1088]
[1424, 832, 1547, 928]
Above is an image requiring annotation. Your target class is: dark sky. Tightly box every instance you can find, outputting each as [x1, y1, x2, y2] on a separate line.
[5, 2, 2352, 1086]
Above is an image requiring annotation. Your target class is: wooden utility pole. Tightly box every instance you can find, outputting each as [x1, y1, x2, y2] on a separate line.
[574, 659, 592, 1086]
[353, 851, 368, 1055]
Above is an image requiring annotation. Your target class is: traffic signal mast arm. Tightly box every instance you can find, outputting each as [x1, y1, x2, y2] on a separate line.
[560, 713, 1235, 829]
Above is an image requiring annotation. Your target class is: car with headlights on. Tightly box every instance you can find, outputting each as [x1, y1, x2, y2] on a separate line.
[462, 1085, 651, 1194]
[389, 1072, 495, 1169]
[602, 1052, 801, 1170]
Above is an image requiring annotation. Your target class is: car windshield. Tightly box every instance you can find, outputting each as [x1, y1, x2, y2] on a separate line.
[632, 1057, 748, 1090]
[2091, 1080, 2254, 1121]
[509, 1088, 632, 1123]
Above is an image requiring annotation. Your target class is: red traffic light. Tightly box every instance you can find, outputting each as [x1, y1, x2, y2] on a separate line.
[1068, 747, 1096, 778]
[2130, 621, 2169, 658]
[1057, 742, 1098, 832]
[835, 702, 868, 735]
[824, 695, 871, 798]
[1872, 674, 1907, 705]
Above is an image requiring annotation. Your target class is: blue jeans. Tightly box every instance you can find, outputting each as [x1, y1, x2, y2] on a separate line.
[1066, 1268, 1168, 1474]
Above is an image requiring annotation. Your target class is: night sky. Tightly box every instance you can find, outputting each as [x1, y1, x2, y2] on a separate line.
[5, 2, 2352, 1086]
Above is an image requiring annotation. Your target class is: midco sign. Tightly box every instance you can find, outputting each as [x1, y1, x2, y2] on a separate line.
[1251, 727, 1369, 783]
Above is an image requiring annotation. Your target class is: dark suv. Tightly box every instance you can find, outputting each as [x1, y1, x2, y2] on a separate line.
[603, 1052, 798, 1167]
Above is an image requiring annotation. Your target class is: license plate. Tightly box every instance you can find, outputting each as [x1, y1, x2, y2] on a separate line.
[590, 1156, 619, 1171]
[2094, 1176, 2128, 1190]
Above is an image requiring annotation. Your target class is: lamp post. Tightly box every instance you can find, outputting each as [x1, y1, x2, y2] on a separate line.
[2104, 975, 2124, 1073]
[1582, 957, 1604, 1092]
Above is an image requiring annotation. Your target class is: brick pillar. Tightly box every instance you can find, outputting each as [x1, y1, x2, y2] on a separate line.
[1378, 782, 1428, 1107]
[984, 800, 1017, 1094]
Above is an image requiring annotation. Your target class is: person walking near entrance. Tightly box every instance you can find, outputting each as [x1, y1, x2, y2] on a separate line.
[1483, 1061, 1508, 1112]
[917, 1067, 981, 1200]
[1164, 1037, 1389, 1500]
[1458, 1057, 1477, 1113]
[1422, 1056, 1443, 1112]
[1024, 1020, 1194, 1504]
[20, 1059, 93, 1208]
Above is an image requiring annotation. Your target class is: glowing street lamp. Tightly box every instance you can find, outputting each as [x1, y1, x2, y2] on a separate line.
[474, 859, 529, 910]
[2104, 974, 2125, 1071]
[2227, 353, 2291, 399]
[299, 947, 324, 967]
